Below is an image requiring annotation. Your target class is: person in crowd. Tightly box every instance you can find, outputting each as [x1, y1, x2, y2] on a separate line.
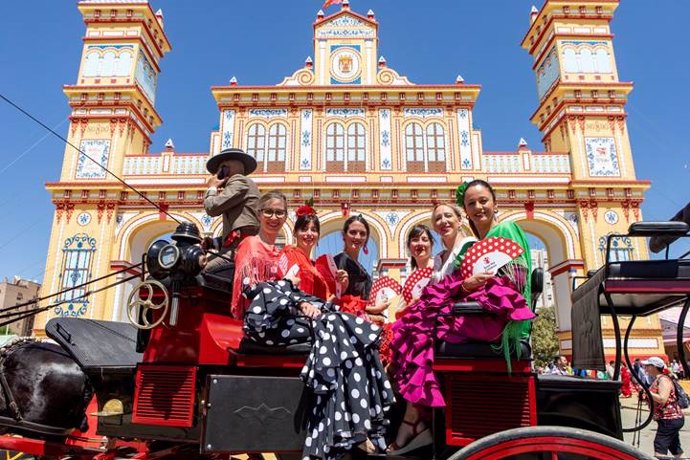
[240, 201, 394, 458]
[606, 360, 616, 380]
[620, 362, 633, 397]
[633, 357, 649, 389]
[202, 148, 260, 278]
[334, 215, 388, 317]
[387, 180, 535, 454]
[671, 359, 682, 379]
[279, 201, 349, 300]
[230, 190, 288, 318]
[395, 224, 436, 318]
[643, 357, 684, 459]
[551, 355, 570, 376]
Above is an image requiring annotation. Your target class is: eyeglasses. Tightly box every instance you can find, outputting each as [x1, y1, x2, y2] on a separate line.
[261, 208, 287, 218]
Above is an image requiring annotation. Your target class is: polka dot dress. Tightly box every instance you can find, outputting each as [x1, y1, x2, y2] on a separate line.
[244, 281, 395, 459]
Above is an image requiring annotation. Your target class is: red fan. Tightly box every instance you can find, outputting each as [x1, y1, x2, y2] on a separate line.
[315, 254, 340, 297]
[370, 276, 402, 310]
[459, 237, 524, 279]
[402, 267, 433, 304]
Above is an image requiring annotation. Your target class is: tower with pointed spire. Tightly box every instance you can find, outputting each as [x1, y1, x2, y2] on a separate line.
[522, 0, 658, 357]
[37, 0, 171, 325]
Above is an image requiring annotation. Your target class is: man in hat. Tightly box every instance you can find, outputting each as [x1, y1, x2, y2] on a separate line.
[202, 148, 260, 278]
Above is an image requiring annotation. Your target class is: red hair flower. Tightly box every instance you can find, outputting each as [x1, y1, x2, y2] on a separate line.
[295, 197, 316, 218]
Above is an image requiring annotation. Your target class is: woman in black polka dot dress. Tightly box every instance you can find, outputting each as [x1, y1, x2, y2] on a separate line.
[245, 280, 394, 459]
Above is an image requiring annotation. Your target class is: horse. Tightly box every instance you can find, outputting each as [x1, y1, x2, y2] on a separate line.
[0, 339, 92, 438]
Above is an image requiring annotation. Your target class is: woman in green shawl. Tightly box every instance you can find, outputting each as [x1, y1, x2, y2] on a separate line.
[387, 180, 535, 455]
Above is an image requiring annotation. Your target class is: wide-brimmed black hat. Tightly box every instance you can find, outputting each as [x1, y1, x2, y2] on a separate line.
[206, 148, 257, 175]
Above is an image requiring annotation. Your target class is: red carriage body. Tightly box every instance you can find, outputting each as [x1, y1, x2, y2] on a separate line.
[2, 219, 688, 459]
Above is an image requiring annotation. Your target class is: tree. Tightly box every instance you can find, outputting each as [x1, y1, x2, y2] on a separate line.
[531, 306, 560, 369]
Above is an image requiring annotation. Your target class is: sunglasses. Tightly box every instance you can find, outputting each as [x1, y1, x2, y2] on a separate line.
[261, 208, 287, 218]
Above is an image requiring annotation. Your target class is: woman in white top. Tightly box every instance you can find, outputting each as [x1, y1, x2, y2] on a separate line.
[431, 203, 470, 283]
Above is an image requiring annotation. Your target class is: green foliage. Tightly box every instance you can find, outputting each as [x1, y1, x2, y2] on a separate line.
[531, 306, 560, 368]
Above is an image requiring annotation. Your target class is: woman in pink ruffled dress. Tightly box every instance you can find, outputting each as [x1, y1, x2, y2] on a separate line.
[387, 180, 536, 454]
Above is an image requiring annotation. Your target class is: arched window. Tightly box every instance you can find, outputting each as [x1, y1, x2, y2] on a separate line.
[405, 123, 425, 172]
[580, 48, 594, 73]
[325, 122, 365, 172]
[562, 48, 578, 73]
[595, 48, 612, 73]
[426, 122, 446, 172]
[246, 123, 286, 173]
[405, 122, 446, 173]
[347, 122, 366, 172]
[101, 51, 116, 76]
[266, 124, 287, 173]
[246, 124, 266, 162]
[599, 234, 634, 263]
[56, 234, 97, 318]
[115, 51, 132, 76]
[82, 52, 100, 77]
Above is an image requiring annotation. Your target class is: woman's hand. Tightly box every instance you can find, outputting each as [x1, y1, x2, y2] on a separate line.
[285, 274, 301, 288]
[366, 300, 390, 315]
[298, 301, 321, 319]
[462, 272, 494, 293]
[336, 269, 349, 292]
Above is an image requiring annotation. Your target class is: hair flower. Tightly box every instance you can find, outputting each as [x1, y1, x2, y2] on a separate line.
[295, 197, 316, 217]
[455, 182, 470, 208]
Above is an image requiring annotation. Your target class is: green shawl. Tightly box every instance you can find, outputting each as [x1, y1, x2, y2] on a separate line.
[454, 221, 533, 366]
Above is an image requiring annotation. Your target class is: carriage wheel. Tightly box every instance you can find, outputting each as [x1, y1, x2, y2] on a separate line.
[448, 426, 654, 460]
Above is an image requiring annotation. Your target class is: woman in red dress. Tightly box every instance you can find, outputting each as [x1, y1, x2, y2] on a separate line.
[620, 362, 633, 398]
[279, 203, 349, 304]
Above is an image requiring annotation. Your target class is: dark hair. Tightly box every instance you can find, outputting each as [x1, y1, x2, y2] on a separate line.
[406, 224, 435, 269]
[342, 215, 370, 245]
[294, 214, 320, 235]
[460, 179, 497, 238]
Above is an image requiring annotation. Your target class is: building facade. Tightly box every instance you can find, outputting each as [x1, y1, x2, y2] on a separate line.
[1, 277, 41, 336]
[35, 0, 663, 359]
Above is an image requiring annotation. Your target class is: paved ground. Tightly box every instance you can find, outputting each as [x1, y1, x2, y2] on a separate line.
[621, 395, 690, 458]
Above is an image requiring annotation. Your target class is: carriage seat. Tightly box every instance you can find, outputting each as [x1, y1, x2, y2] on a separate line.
[574, 259, 690, 316]
[434, 268, 542, 361]
[45, 318, 141, 371]
[235, 337, 311, 355]
[437, 339, 531, 359]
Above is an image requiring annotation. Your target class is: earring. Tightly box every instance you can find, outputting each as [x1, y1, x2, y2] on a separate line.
[363, 244, 369, 255]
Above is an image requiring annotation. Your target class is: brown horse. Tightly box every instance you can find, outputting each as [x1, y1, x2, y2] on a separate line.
[0, 340, 91, 437]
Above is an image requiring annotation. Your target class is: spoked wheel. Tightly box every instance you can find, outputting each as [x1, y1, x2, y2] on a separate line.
[448, 426, 654, 460]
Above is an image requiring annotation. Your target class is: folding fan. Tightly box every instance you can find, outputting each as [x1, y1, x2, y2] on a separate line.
[369, 276, 402, 318]
[402, 266, 433, 304]
[315, 254, 341, 298]
[459, 237, 524, 279]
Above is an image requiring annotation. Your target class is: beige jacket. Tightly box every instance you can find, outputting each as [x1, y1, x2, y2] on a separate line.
[204, 174, 260, 238]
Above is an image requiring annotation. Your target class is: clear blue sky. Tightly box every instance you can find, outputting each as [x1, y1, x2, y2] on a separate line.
[0, 1, 688, 283]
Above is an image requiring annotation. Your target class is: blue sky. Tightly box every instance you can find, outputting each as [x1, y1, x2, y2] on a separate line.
[0, 1, 688, 283]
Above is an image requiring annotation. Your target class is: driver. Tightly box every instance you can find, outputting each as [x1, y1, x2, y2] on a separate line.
[202, 148, 260, 278]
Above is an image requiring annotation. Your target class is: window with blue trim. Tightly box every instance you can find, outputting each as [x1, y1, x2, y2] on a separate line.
[55, 234, 96, 317]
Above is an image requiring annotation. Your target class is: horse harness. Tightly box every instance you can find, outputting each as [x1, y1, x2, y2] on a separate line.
[0, 337, 76, 436]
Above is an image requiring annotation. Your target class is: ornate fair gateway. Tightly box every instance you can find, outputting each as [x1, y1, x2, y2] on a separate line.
[36, 0, 663, 358]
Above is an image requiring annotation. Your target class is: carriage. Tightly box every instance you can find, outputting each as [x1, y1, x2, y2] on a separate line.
[0, 212, 688, 460]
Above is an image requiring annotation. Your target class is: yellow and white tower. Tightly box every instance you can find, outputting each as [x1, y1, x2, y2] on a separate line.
[37, 1, 170, 325]
[522, 0, 660, 357]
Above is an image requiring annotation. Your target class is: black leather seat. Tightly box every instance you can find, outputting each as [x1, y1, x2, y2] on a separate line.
[437, 340, 531, 359]
[236, 338, 311, 355]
